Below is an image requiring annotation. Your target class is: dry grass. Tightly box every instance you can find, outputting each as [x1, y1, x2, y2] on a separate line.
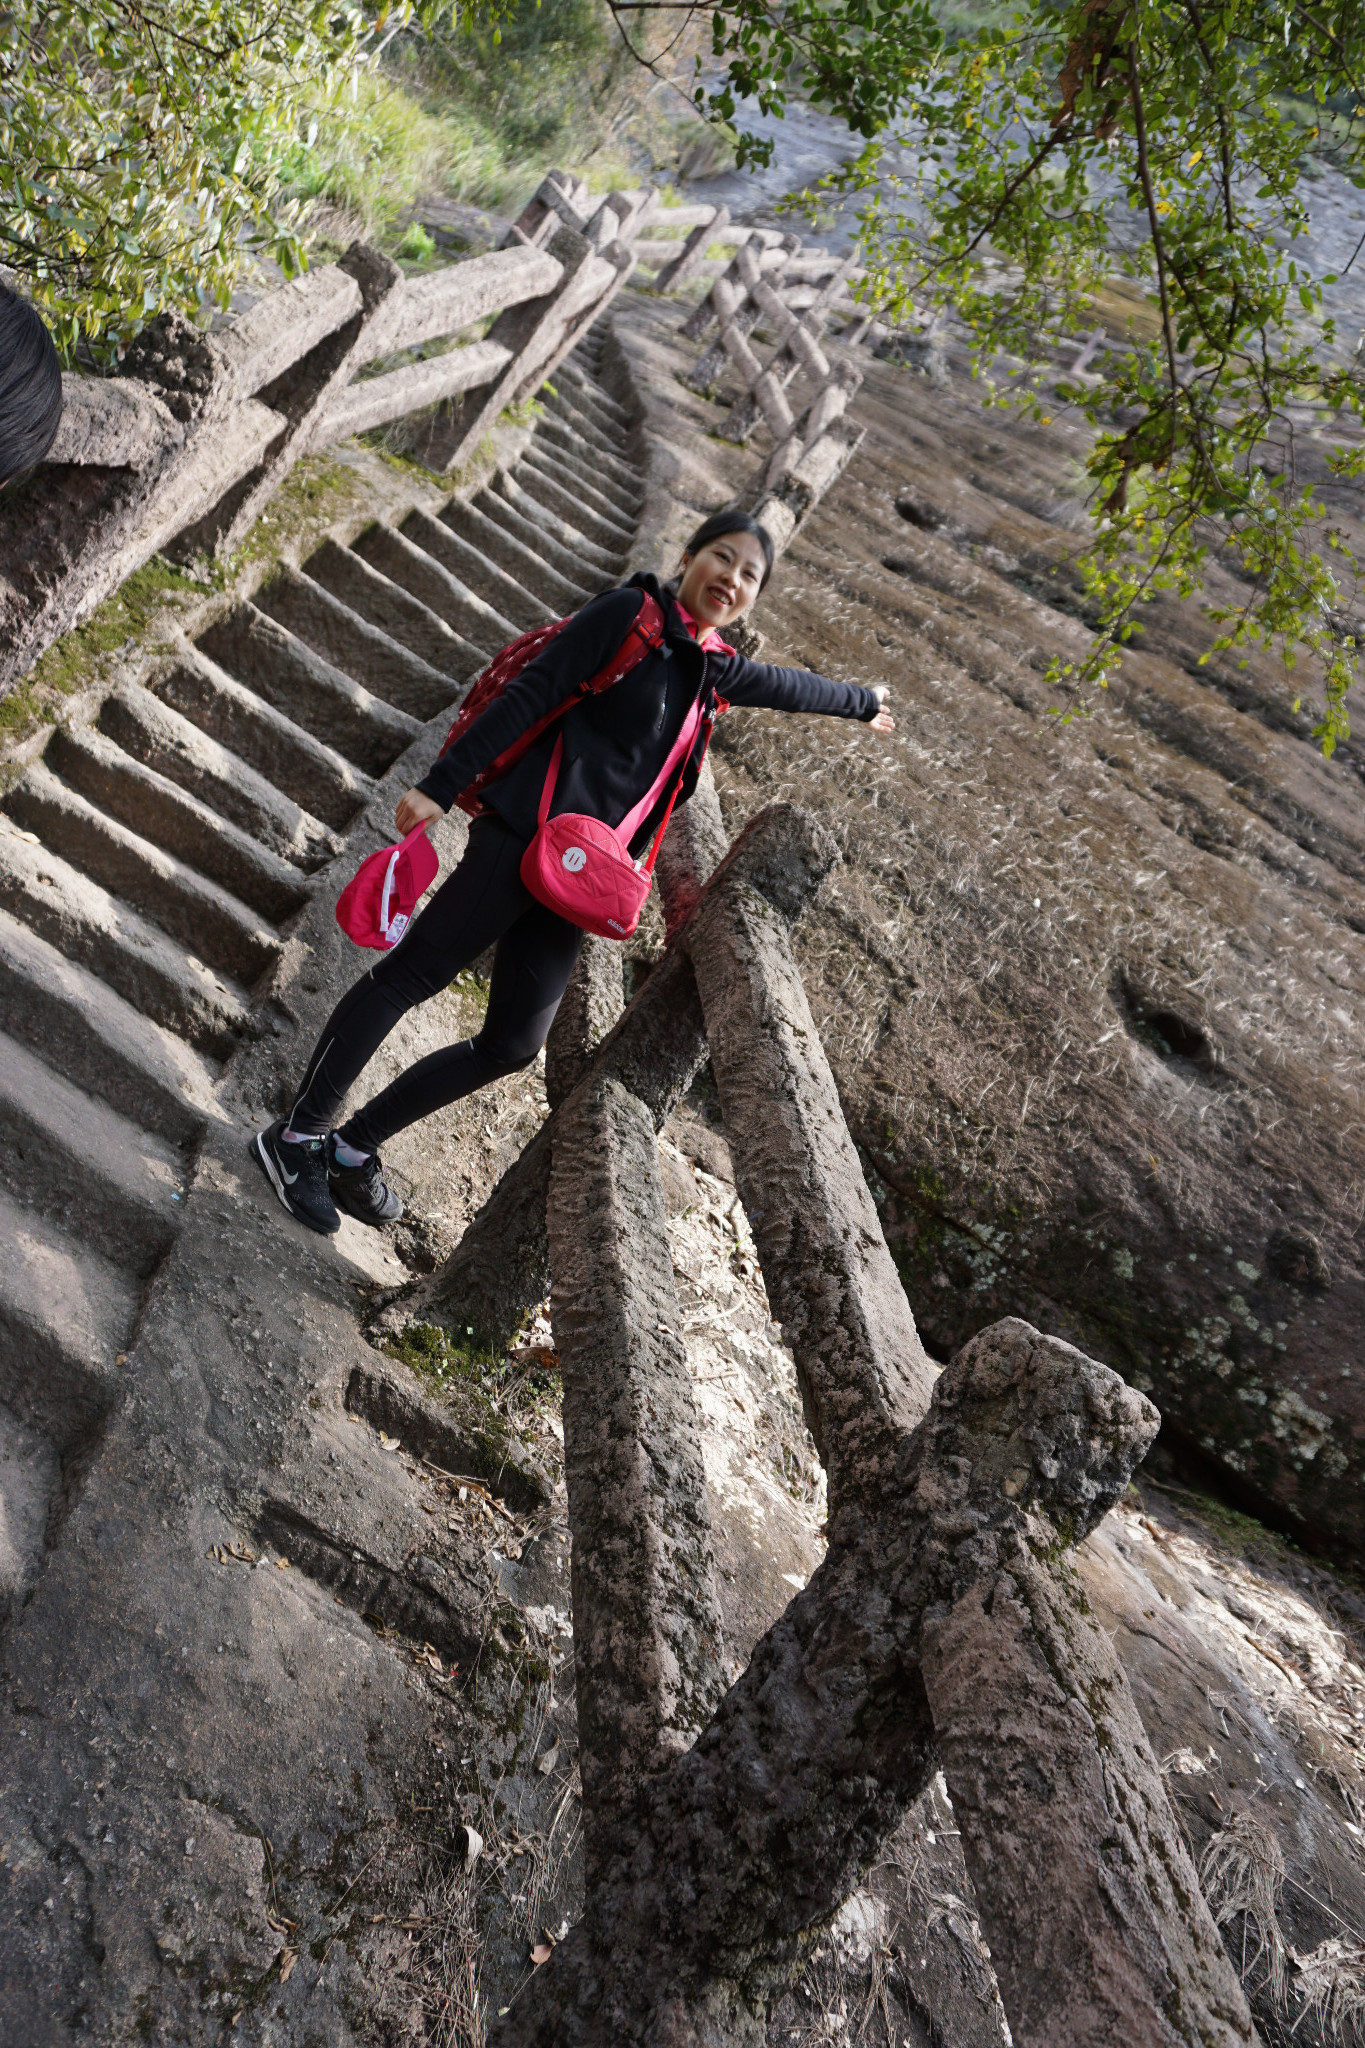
[1295, 1937, 1365, 2042]
[1201, 1809, 1291, 2008]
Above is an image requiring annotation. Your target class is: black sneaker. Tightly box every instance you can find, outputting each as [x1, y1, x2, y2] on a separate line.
[250, 1121, 340, 1236]
[327, 1137, 404, 1227]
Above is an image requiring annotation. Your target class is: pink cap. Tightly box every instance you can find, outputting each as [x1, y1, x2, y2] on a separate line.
[335, 824, 439, 951]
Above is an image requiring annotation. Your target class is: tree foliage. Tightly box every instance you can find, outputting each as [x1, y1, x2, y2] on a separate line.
[0, 2, 450, 363]
[624, 0, 1365, 754]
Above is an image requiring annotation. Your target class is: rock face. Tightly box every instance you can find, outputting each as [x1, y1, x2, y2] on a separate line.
[609, 295, 1365, 1562]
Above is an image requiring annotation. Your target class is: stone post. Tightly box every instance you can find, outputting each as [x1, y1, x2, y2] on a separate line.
[548, 1077, 727, 1887]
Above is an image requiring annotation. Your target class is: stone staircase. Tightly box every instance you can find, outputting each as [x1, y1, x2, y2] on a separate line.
[0, 326, 643, 1623]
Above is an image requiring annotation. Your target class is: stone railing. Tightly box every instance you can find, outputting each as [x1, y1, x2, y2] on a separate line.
[358, 414, 1255, 2033]
[380, 758, 1259, 2048]
[678, 232, 866, 519]
[2, 195, 641, 694]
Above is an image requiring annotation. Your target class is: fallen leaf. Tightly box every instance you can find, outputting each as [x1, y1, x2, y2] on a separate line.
[379, 1434, 400, 1453]
[278, 1947, 298, 1983]
[530, 1941, 553, 1966]
[275, 1557, 290, 1570]
[536, 1744, 559, 1777]
[461, 1824, 483, 1870]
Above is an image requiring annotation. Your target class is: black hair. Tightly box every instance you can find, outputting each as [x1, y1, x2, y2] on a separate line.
[0, 284, 62, 482]
[681, 506, 776, 591]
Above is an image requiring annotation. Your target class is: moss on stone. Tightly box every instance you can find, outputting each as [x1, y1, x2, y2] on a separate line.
[383, 1319, 563, 1449]
[1, 555, 204, 751]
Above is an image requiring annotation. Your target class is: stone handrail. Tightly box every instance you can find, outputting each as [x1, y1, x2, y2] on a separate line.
[674, 232, 868, 513]
[3, 204, 638, 694]
[447, 796, 1259, 2046]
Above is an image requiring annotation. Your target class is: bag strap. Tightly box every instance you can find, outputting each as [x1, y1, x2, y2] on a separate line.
[534, 694, 715, 871]
[637, 711, 715, 877]
[638, 691, 725, 874]
[537, 731, 566, 827]
[616, 694, 705, 848]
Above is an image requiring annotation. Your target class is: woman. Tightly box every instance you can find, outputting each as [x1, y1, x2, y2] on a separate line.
[252, 509, 895, 1235]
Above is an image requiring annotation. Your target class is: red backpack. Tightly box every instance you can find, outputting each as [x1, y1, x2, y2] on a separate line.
[439, 593, 667, 818]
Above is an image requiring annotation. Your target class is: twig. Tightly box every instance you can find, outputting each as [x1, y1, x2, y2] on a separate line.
[1126, 8, 1182, 453]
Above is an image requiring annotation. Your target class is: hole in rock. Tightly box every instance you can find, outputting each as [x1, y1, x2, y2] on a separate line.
[1119, 982, 1216, 1074]
[894, 495, 944, 532]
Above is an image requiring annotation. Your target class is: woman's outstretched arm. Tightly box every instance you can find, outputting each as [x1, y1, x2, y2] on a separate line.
[714, 652, 887, 725]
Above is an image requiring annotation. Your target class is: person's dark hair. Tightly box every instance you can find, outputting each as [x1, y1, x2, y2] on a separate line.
[681, 507, 776, 590]
[0, 284, 62, 481]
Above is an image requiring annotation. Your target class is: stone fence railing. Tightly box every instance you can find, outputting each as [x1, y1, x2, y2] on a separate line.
[374, 663, 1259, 2047]
[505, 171, 874, 548]
[1, 185, 644, 694]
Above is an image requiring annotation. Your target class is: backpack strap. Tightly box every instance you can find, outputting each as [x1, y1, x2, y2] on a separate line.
[585, 591, 667, 693]
[453, 590, 667, 812]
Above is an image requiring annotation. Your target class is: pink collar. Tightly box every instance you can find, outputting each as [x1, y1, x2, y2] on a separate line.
[674, 598, 734, 656]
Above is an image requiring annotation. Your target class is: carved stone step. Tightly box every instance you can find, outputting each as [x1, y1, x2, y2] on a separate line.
[476, 484, 618, 595]
[543, 385, 634, 461]
[0, 906, 216, 1144]
[191, 609, 413, 785]
[522, 444, 641, 537]
[0, 1178, 135, 1445]
[558, 354, 631, 431]
[258, 565, 458, 723]
[496, 465, 631, 569]
[351, 523, 516, 654]
[45, 723, 311, 928]
[442, 499, 594, 614]
[536, 412, 642, 501]
[0, 824, 250, 1059]
[304, 537, 484, 685]
[5, 764, 282, 986]
[0, 1031, 181, 1277]
[98, 682, 343, 873]
[400, 508, 555, 633]
[154, 647, 370, 823]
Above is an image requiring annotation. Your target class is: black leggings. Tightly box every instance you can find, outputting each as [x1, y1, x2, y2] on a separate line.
[288, 814, 582, 1152]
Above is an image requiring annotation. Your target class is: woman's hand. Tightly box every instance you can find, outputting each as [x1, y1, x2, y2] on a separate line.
[869, 686, 896, 736]
[395, 788, 444, 835]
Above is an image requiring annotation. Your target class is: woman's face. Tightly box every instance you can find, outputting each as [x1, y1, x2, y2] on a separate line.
[677, 530, 768, 630]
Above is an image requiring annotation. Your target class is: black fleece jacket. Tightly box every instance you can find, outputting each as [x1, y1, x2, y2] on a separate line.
[415, 573, 880, 856]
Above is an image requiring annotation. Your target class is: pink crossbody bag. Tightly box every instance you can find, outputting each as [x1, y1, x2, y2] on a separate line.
[520, 695, 714, 940]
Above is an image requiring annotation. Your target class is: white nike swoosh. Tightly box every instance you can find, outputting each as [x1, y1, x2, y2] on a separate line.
[256, 1133, 297, 1196]
[279, 1161, 299, 1184]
